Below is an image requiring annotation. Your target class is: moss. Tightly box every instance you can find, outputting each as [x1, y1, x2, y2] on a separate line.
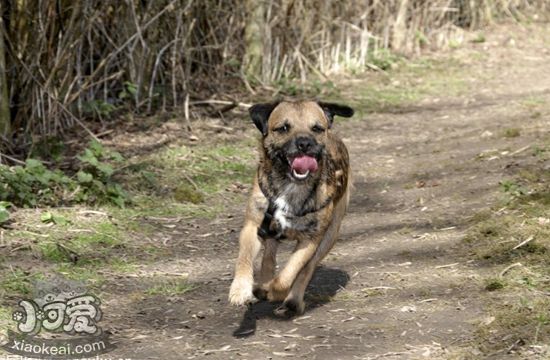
[485, 279, 505, 291]
[173, 183, 204, 204]
[502, 128, 521, 138]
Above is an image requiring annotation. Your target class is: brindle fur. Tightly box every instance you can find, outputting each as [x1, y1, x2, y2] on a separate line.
[229, 100, 353, 316]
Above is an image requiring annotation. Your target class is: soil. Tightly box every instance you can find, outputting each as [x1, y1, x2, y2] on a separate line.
[100, 23, 550, 359]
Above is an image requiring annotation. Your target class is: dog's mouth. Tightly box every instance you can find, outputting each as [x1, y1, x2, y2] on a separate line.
[289, 155, 318, 180]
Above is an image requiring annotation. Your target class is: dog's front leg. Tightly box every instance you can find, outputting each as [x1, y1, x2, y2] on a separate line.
[266, 204, 333, 316]
[229, 221, 263, 305]
[229, 180, 268, 305]
[262, 239, 318, 302]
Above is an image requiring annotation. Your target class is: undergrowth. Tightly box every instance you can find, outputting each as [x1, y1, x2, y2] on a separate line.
[0, 141, 127, 224]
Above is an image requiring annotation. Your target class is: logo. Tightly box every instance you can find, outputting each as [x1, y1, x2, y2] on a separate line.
[1, 276, 115, 359]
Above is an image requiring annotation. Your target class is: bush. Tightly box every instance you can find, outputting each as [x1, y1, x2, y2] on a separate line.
[0, 141, 127, 208]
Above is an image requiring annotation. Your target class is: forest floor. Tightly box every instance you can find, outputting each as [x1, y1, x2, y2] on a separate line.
[1, 23, 549, 360]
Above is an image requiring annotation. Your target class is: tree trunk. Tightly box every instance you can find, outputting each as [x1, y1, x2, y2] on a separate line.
[392, 0, 409, 53]
[243, 0, 264, 80]
[0, 15, 10, 137]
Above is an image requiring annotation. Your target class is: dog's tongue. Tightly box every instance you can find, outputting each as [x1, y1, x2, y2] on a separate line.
[291, 155, 318, 174]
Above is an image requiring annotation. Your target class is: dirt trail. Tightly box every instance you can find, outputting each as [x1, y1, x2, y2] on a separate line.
[105, 24, 550, 359]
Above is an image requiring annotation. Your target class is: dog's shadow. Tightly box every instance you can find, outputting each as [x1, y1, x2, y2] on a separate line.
[233, 266, 349, 337]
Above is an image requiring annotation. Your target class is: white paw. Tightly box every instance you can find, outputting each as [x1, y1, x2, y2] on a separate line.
[228, 278, 256, 305]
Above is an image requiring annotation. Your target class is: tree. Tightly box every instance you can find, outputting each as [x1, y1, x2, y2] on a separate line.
[243, 0, 264, 80]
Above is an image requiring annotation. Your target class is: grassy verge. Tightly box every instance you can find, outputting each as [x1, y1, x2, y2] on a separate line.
[0, 136, 256, 309]
[463, 139, 550, 355]
[264, 51, 472, 124]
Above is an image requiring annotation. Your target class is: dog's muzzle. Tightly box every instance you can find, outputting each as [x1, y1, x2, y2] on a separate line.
[286, 136, 321, 180]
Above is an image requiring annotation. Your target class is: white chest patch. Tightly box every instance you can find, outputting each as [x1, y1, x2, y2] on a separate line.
[273, 197, 291, 230]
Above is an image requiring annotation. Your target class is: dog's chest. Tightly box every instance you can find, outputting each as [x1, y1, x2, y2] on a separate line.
[272, 184, 314, 229]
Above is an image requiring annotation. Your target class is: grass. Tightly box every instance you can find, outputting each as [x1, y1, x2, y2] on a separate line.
[463, 147, 550, 353]
[119, 140, 256, 219]
[145, 278, 195, 296]
[56, 263, 105, 286]
[519, 96, 546, 109]
[0, 268, 37, 297]
[37, 220, 124, 264]
[339, 56, 469, 114]
[0, 305, 11, 337]
[0, 137, 255, 302]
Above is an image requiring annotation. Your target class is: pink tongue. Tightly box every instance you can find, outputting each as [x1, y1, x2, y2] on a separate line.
[291, 156, 318, 174]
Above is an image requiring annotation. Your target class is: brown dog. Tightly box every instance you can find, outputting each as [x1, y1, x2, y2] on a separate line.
[228, 100, 353, 316]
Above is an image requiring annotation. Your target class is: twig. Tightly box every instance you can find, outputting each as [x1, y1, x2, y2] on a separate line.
[368, 352, 407, 359]
[362, 286, 396, 290]
[512, 235, 534, 250]
[298, 51, 330, 80]
[435, 262, 459, 269]
[204, 123, 234, 132]
[67, 0, 180, 104]
[12, 57, 100, 141]
[78, 210, 109, 216]
[509, 145, 531, 156]
[0, 153, 26, 165]
[183, 93, 192, 132]
[506, 339, 523, 354]
[148, 39, 177, 113]
[190, 99, 252, 108]
[183, 172, 200, 192]
[500, 262, 523, 277]
[209, 103, 238, 117]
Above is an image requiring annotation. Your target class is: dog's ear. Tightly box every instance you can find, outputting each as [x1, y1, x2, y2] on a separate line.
[249, 102, 280, 136]
[317, 102, 354, 128]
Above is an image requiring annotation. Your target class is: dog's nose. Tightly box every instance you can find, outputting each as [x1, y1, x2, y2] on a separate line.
[296, 136, 315, 152]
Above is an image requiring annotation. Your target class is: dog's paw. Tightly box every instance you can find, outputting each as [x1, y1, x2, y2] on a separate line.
[252, 286, 268, 301]
[228, 278, 256, 305]
[273, 299, 305, 318]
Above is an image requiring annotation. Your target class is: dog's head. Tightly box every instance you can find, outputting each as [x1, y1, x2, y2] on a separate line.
[249, 100, 353, 182]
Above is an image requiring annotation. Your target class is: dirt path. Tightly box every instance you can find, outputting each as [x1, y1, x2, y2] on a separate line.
[104, 24, 550, 359]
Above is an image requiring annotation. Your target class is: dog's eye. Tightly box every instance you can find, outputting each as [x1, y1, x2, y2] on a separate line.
[312, 124, 325, 133]
[274, 124, 290, 133]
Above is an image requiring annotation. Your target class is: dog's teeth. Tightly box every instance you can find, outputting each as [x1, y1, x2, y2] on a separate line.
[292, 169, 309, 179]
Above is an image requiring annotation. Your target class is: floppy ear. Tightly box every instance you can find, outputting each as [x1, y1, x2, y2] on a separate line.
[317, 102, 354, 128]
[249, 102, 280, 136]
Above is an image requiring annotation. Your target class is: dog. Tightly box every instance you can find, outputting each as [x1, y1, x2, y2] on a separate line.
[228, 100, 353, 316]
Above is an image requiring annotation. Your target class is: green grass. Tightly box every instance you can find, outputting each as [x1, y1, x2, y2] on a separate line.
[519, 96, 546, 109]
[37, 220, 124, 264]
[55, 263, 105, 286]
[109, 258, 139, 273]
[342, 56, 469, 114]
[0, 305, 11, 335]
[0, 269, 36, 297]
[0, 138, 247, 297]
[145, 278, 195, 296]
[122, 141, 255, 209]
